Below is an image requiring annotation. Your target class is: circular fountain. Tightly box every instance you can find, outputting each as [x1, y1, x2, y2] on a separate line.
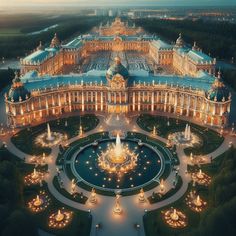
[35, 123, 65, 147]
[28, 191, 50, 213]
[24, 168, 44, 186]
[98, 134, 138, 174]
[33, 195, 43, 207]
[169, 124, 201, 147]
[71, 132, 168, 192]
[163, 208, 188, 228]
[192, 169, 211, 186]
[48, 209, 73, 229]
[185, 192, 207, 212]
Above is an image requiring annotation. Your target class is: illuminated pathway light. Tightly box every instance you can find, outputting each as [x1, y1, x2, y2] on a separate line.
[113, 194, 123, 215]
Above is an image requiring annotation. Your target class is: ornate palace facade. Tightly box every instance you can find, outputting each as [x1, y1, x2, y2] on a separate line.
[5, 18, 231, 127]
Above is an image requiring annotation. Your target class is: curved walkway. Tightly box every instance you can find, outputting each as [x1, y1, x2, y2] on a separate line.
[1, 114, 236, 236]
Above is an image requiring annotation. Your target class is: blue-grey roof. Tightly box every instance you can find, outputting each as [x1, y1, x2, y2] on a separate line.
[61, 34, 157, 49]
[22, 71, 215, 92]
[63, 38, 83, 49]
[24, 75, 107, 91]
[176, 47, 213, 63]
[151, 40, 173, 50]
[23, 48, 59, 64]
[187, 50, 212, 63]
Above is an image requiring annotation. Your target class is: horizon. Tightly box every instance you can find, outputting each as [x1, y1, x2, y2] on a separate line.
[1, 0, 236, 8]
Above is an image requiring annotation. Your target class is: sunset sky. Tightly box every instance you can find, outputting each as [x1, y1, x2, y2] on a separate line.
[1, 0, 236, 7]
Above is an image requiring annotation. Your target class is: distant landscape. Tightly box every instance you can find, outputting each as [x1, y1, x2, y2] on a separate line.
[0, 14, 105, 59]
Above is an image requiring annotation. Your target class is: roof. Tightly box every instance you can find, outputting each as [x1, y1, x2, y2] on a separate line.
[22, 70, 215, 93]
[187, 50, 213, 63]
[63, 38, 83, 49]
[22, 48, 59, 64]
[62, 35, 158, 49]
[176, 47, 213, 63]
[151, 40, 173, 50]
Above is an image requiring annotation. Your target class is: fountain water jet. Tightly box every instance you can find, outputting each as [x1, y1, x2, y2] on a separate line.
[46, 123, 55, 141]
[98, 133, 138, 174]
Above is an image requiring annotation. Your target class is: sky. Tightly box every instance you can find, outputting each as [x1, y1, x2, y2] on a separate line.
[1, 0, 236, 7]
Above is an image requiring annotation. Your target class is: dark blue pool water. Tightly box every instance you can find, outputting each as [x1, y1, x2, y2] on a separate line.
[73, 139, 163, 190]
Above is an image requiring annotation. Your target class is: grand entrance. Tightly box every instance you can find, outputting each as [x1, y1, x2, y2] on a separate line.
[108, 104, 128, 113]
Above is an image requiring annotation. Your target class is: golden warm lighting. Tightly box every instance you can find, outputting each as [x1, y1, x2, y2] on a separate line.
[162, 208, 188, 228]
[186, 192, 207, 212]
[113, 194, 123, 215]
[48, 209, 73, 229]
[98, 133, 138, 174]
[138, 188, 146, 203]
[191, 169, 211, 186]
[24, 168, 44, 186]
[89, 188, 97, 204]
[28, 191, 50, 213]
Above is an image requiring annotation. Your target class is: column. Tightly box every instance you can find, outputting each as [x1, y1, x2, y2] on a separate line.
[45, 97, 49, 115]
[39, 97, 42, 117]
[151, 92, 154, 111]
[164, 92, 167, 112]
[95, 91, 98, 111]
[82, 92, 84, 112]
[68, 92, 72, 112]
[193, 97, 197, 116]
[174, 94, 178, 113]
[101, 91, 103, 111]
[138, 91, 140, 111]
[132, 92, 135, 111]
[186, 95, 190, 116]
[58, 94, 61, 113]
[180, 94, 184, 115]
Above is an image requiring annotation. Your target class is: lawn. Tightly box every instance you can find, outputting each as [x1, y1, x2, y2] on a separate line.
[0, 28, 24, 36]
[1, 145, 92, 235]
[137, 114, 224, 155]
[143, 149, 228, 236]
[24, 182, 92, 236]
[11, 114, 99, 156]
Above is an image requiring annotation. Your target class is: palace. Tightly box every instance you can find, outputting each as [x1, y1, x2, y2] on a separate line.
[5, 17, 231, 127]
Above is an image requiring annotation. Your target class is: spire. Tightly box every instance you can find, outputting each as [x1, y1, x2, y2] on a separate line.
[217, 69, 222, 80]
[50, 33, 60, 48]
[192, 41, 198, 51]
[37, 41, 44, 50]
[12, 71, 21, 84]
[175, 33, 185, 48]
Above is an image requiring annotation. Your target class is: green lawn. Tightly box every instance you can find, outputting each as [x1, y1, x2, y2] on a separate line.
[24, 183, 92, 236]
[1, 146, 92, 235]
[137, 114, 224, 155]
[143, 149, 228, 236]
[53, 176, 88, 204]
[0, 28, 24, 36]
[11, 114, 99, 156]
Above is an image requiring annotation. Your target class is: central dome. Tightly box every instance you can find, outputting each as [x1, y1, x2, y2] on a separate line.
[106, 56, 129, 80]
